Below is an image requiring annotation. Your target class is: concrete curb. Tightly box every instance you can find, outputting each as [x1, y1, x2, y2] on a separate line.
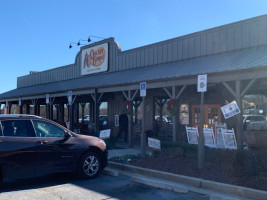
[108, 161, 267, 200]
[102, 167, 119, 177]
[131, 176, 188, 194]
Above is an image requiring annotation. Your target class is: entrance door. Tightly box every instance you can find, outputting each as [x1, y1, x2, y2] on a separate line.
[192, 104, 221, 129]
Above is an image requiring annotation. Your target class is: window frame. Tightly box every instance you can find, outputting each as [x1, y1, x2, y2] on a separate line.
[32, 119, 66, 138]
[0, 119, 36, 138]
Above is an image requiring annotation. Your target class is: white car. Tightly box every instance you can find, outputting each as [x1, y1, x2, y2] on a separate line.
[79, 115, 90, 123]
[243, 115, 267, 130]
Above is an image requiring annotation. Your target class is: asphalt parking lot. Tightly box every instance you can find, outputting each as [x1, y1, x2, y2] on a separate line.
[0, 173, 209, 200]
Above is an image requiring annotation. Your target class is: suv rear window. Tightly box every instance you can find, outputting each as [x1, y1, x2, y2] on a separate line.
[1, 120, 35, 137]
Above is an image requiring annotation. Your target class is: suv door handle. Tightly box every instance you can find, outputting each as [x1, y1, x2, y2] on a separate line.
[38, 140, 48, 144]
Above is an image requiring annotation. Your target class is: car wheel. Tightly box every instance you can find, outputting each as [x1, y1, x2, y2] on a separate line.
[78, 152, 101, 179]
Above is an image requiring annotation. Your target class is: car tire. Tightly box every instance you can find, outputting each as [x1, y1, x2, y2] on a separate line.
[78, 152, 101, 179]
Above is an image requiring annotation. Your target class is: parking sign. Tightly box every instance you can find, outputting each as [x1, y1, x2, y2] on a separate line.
[68, 91, 72, 105]
[46, 94, 49, 104]
[140, 82, 146, 97]
[197, 74, 207, 92]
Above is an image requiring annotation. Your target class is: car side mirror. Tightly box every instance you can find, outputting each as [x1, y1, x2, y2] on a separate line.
[64, 131, 72, 138]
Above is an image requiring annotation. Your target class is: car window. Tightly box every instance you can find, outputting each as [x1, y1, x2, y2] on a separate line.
[256, 116, 263, 121]
[1, 120, 35, 137]
[246, 116, 252, 121]
[32, 120, 65, 138]
[0, 122, 2, 136]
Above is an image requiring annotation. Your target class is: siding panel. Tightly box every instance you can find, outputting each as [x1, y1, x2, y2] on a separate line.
[172, 41, 178, 61]
[129, 53, 133, 69]
[162, 44, 168, 63]
[168, 43, 172, 62]
[195, 36, 200, 57]
[145, 48, 149, 66]
[189, 37, 195, 58]
[132, 51, 137, 68]
[115, 48, 119, 71]
[227, 28, 235, 51]
[149, 47, 154, 65]
[136, 51, 141, 67]
[182, 39, 189, 59]
[125, 54, 130, 70]
[140, 49, 145, 67]
[200, 34, 207, 56]
[112, 44, 116, 72]
[153, 47, 158, 65]
[207, 32, 213, 55]
[158, 45, 163, 64]
[220, 29, 227, 52]
[178, 40, 183, 60]
[250, 21, 259, 47]
[242, 23, 250, 48]
[234, 26, 242, 50]
[259, 19, 267, 45]
[213, 31, 220, 54]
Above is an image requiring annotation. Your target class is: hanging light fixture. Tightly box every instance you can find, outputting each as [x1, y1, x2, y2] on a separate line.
[69, 35, 105, 49]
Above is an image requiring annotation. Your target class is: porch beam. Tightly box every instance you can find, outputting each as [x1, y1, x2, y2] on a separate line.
[163, 87, 172, 99]
[222, 82, 236, 97]
[131, 90, 138, 101]
[122, 91, 128, 100]
[241, 79, 257, 97]
[175, 85, 186, 100]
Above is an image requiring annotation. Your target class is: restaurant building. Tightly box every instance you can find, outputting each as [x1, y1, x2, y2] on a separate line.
[1, 15, 267, 149]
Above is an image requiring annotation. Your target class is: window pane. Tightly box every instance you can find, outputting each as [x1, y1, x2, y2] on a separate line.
[0, 123, 3, 136]
[33, 120, 65, 138]
[1, 120, 33, 137]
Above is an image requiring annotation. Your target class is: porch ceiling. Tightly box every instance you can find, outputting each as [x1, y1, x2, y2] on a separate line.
[1, 45, 267, 101]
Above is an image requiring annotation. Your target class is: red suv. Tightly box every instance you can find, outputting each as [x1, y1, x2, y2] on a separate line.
[0, 114, 108, 181]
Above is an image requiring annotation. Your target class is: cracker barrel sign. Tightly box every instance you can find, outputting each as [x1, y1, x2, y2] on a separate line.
[81, 43, 108, 75]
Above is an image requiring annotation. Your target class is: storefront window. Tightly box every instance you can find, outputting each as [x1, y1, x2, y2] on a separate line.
[243, 94, 267, 131]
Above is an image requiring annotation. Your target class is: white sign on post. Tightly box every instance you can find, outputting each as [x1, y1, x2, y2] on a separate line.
[68, 91, 72, 105]
[221, 100, 240, 119]
[46, 94, 50, 104]
[99, 129, 111, 139]
[140, 82, 146, 97]
[148, 137, 161, 150]
[115, 115, 119, 126]
[19, 98, 22, 106]
[197, 74, 207, 92]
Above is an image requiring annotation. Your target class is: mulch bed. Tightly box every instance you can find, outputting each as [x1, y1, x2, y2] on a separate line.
[111, 146, 267, 191]
[130, 155, 267, 191]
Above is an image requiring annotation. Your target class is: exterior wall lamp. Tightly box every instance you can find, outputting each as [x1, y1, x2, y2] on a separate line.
[69, 35, 105, 49]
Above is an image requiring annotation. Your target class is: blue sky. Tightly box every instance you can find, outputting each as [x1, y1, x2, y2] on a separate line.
[0, 0, 266, 94]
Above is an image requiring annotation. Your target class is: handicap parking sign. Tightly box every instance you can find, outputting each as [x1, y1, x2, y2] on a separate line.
[140, 82, 146, 97]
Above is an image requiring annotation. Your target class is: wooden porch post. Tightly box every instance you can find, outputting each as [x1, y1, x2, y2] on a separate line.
[163, 85, 186, 142]
[122, 90, 138, 148]
[223, 79, 257, 150]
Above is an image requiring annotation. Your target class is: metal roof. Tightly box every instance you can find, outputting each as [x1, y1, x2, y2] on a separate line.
[1, 45, 267, 100]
